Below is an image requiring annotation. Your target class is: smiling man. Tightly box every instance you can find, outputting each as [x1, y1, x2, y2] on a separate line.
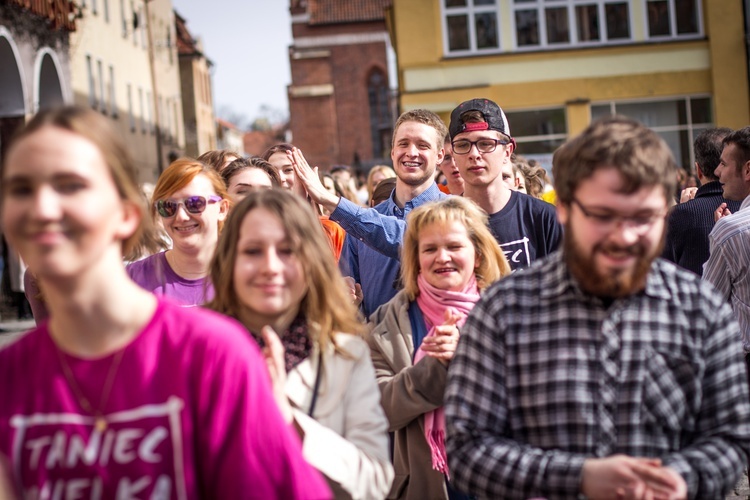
[449, 99, 561, 270]
[703, 127, 750, 377]
[445, 117, 750, 500]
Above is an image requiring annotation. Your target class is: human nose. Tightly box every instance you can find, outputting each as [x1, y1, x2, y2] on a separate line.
[30, 186, 62, 221]
[435, 247, 450, 262]
[173, 203, 191, 221]
[261, 248, 284, 273]
[608, 217, 643, 244]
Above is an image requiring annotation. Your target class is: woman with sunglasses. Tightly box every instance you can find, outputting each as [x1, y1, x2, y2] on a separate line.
[367, 197, 510, 499]
[208, 189, 393, 499]
[0, 106, 330, 498]
[127, 159, 230, 306]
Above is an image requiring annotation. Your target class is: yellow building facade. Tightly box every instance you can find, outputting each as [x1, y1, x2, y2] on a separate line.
[69, 0, 184, 183]
[389, 0, 749, 170]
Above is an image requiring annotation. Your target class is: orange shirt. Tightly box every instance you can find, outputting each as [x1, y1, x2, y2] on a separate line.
[319, 216, 346, 262]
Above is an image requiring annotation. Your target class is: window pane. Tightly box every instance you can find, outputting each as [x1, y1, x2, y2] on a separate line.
[591, 104, 612, 120]
[576, 4, 600, 42]
[476, 12, 499, 49]
[506, 108, 567, 137]
[690, 97, 712, 124]
[516, 138, 566, 155]
[445, 0, 466, 7]
[605, 3, 629, 39]
[546, 7, 570, 44]
[647, 0, 670, 36]
[447, 15, 470, 51]
[675, 0, 698, 34]
[473, 0, 495, 5]
[658, 130, 691, 169]
[516, 9, 540, 46]
[616, 100, 687, 127]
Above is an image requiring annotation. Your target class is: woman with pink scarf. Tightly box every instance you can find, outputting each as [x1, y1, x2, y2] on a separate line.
[367, 196, 511, 500]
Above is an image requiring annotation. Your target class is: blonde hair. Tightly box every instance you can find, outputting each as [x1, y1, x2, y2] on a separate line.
[207, 189, 363, 351]
[366, 165, 396, 201]
[401, 197, 510, 299]
[151, 158, 231, 231]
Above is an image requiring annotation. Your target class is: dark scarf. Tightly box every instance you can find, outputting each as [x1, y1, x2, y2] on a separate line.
[251, 315, 313, 373]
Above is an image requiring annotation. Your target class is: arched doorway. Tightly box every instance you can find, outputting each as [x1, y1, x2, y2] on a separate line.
[37, 51, 64, 111]
[0, 29, 27, 160]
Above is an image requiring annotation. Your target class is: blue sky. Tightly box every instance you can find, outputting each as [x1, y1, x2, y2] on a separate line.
[172, 1, 293, 127]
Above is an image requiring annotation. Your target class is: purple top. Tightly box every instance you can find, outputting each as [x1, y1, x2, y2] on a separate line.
[126, 252, 213, 307]
[0, 297, 331, 499]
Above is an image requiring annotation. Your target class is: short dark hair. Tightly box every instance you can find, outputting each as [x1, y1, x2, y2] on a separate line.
[694, 128, 732, 181]
[553, 116, 676, 205]
[221, 156, 280, 188]
[261, 143, 294, 161]
[723, 127, 750, 173]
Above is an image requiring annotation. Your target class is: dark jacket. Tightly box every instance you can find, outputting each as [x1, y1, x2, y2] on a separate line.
[663, 181, 742, 275]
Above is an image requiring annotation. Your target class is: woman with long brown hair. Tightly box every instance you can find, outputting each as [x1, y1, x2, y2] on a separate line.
[208, 189, 393, 499]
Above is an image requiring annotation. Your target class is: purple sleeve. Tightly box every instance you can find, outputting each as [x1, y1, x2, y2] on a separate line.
[194, 321, 331, 499]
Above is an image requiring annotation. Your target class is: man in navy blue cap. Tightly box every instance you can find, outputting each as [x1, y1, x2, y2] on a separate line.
[449, 98, 561, 270]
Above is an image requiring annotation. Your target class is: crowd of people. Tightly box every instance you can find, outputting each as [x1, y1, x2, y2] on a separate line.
[0, 97, 749, 500]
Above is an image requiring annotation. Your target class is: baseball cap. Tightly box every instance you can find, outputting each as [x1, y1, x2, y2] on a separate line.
[449, 98, 512, 141]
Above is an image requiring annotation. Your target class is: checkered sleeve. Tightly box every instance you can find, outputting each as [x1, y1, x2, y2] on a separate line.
[662, 302, 750, 500]
[445, 294, 586, 500]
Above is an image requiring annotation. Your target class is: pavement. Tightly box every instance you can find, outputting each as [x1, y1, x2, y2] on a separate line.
[0, 318, 34, 348]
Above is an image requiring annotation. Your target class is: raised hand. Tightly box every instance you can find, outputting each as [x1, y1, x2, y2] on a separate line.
[288, 147, 339, 212]
[260, 325, 294, 424]
[714, 202, 732, 222]
[420, 308, 461, 366]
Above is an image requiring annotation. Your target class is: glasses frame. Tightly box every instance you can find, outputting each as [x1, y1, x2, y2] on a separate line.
[451, 138, 510, 155]
[155, 195, 222, 218]
[570, 197, 666, 234]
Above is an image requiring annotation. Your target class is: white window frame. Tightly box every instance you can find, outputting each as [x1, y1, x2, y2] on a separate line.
[97, 59, 105, 114]
[441, 0, 502, 57]
[643, 0, 703, 40]
[510, 0, 633, 51]
[127, 83, 135, 132]
[138, 87, 145, 133]
[505, 105, 568, 165]
[86, 55, 96, 109]
[120, 0, 127, 38]
[590, 94, 713, 168]
[109, 65, 117, 117]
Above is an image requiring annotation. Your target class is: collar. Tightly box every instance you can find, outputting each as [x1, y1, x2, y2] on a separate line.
[694, 181, 723, 198]
[385, 183, 444, 216]
[741, 193, 750, 211]
[539, 251, 672, 302]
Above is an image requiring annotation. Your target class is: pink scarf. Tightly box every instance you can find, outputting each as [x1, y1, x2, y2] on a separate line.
[414, 273, 480, 478]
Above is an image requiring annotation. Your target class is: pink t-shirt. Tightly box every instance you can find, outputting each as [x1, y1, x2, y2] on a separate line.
[0, 298, 330, 499]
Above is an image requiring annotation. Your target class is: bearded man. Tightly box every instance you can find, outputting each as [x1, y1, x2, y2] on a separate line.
[444, 117, 750, 500]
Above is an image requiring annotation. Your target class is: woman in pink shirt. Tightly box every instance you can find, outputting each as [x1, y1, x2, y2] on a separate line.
[0, 106, 329, 499]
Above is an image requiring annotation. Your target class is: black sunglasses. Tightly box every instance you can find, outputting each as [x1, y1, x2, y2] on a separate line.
[155, 195, 222, 218]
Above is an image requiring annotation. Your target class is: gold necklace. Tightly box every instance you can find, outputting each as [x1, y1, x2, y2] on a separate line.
[55, 345, 126, 432]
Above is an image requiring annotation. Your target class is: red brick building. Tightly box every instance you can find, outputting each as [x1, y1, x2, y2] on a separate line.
[288, 0, 394, 174]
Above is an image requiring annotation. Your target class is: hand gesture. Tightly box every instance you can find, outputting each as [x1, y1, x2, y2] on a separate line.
[420, 308, 461, 366]
[343, 276, 363, 307]
[715, 202, 732, 222]
[679, 187, 697, 203]
[288, 147, 339, 211]
[260, 326, 294, 424]
[581, 455, 687, 500]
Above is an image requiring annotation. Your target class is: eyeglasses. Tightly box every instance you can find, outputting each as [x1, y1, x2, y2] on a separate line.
[451, 138, 510, 155]
[571, 198, 666, 234]
[155, 195, 222, 218]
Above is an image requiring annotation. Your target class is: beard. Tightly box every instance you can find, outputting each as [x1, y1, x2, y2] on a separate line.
[563, 220, 665, 299]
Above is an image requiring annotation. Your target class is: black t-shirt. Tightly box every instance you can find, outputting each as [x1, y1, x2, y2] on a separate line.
[488, 190, 563, 270]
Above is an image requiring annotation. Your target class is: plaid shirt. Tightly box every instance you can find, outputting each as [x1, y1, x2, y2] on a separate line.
[445, 251, 750, 500]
